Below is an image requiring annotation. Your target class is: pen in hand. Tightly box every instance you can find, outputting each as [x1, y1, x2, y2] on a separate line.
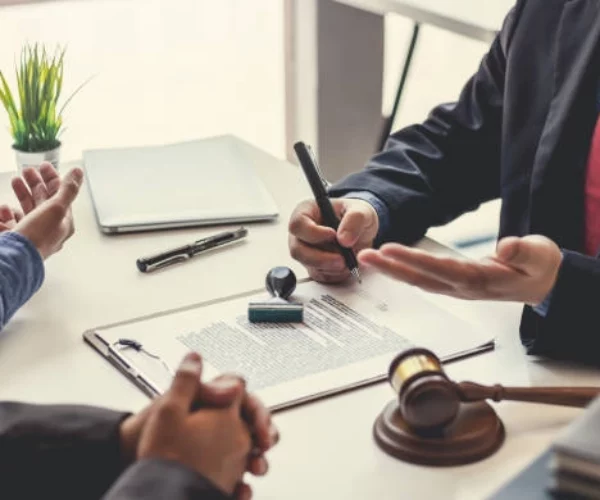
[136, 227, 248, 273]
[293, 141, 361, 283]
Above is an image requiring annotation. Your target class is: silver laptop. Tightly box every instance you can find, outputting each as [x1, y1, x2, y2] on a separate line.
[83, 135, 279, 234]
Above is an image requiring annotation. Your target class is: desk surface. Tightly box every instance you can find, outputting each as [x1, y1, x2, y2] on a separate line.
[334, 0, 516, 42]
[0, 150, 598, 499]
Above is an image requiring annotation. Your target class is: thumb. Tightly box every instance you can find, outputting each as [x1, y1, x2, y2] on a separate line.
[336, 201, 374, 248]
[496, 237, 521, 263]
[54, 168, 84, 208]
[497, 236, 547, 270]
[197, 375, 246, 408]
[167, 352, 203, 411]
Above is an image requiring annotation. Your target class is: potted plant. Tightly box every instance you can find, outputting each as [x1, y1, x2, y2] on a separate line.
[0, 43, 87, 171]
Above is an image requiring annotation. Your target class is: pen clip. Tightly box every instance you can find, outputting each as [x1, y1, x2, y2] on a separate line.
[194, 227, 247, 247]
[307, 145, 331, 190]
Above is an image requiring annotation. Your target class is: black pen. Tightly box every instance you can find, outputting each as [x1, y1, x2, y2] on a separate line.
[136, 227, 248, 273]
[293, 141, 361, 283]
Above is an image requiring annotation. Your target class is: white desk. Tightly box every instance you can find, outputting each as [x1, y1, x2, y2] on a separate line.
[0, 150, 597, 499]
[285, 0, 515, 181]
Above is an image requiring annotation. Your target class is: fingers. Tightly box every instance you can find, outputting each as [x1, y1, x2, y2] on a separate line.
[360, 244, 531, 301]
[496, 235, 557, 272]
[359, 249, 453, 293]
[225, 379, 246, 413]
[0, 205, 17, 232]
[197, 374, 247, 407]
[13, 208, 23, 223]
[242, 392, 278, 451]
[495, 236, 520, 262]
[22, 167, 50, 205]
[336, 200, 377, 248]
[11, 176, 35, 215]
[288, 200, 337, 246]
[247, 454, 269, 476]
[308, 267, 350, 284]
[0, 205, 15, 225]
[39, 162, 61, 196]
[378, 244, 489, 288]
[289, 234, 346, 271]
[234, 482, 253, 500]
[168, 352, 204, 411]
[12, 164, 79, 215]
[54, 168, 84, 208]
[337, 210, 368, 248]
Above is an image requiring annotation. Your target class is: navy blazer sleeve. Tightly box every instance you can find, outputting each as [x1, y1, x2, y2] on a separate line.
[0, 402, 129, 499]
[104, 459, 228, 500]
[328, 6, 520, 245]
[521, 253, 600, 363]
[0, 402, 229, 500]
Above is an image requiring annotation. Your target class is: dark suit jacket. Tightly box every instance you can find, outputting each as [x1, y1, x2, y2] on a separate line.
[330, 0, 600, 363]
[0, 402, 227, 499]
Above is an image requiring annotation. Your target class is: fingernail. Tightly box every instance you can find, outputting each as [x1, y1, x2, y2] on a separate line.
[178, 352, 202, 375]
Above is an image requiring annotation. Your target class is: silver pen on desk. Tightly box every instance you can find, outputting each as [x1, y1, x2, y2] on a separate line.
[136, 227, 248, 273]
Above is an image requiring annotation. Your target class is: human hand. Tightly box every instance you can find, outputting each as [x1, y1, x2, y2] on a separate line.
[12, 163, 64, 215]
[359, 235, 562, 306]
[119, 374, 279, 478]
[136, 353, 253, 496]
[199, 374, 279, 489]
[9, 164, 83, 259]
[0, 162, 67, 233]
[289, 198, 379, 283]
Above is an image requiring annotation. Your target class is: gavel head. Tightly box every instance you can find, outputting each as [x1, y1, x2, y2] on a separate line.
[388, 348, 460, 432]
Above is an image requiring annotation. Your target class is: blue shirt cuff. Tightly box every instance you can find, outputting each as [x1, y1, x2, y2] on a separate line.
[532, 289, 552, 317]
[340, 191, 390, 247]
[532, 250, 564, 318]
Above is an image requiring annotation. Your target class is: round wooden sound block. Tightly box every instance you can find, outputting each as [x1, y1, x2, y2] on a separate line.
[373, 400, 505, 466]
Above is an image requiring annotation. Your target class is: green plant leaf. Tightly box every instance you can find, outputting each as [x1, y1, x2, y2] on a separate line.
[0, 42, 87, 151]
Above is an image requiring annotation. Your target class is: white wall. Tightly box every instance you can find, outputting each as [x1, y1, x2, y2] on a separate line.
[0, 0, 285, 171]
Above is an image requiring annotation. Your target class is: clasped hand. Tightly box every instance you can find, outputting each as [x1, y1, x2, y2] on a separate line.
[120, 352, 279, 500]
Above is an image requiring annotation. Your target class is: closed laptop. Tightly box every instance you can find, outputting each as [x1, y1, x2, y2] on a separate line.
[83, 135, 279, 234]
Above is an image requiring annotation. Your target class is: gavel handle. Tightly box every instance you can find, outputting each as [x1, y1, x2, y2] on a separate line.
[455, 381, 600, 408]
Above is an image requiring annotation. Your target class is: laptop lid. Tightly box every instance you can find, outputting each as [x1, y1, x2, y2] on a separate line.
[83, 135, 279, 234]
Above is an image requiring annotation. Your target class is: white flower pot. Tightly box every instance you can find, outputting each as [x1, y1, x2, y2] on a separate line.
[14, 144, 61, 172]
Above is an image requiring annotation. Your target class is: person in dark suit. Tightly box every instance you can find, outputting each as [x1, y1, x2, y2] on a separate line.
[288, 0, 600, 363]
[0, 166, 277, 499]
[0, 352, 277, 500]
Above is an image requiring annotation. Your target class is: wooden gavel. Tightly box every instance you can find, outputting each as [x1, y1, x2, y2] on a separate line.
[389, 348, 600, 432]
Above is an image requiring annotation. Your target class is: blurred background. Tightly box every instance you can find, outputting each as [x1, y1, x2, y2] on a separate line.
[0, 0, 504, 254]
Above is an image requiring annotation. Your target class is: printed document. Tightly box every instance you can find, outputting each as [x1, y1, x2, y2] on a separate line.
[94, 271, 492, 409]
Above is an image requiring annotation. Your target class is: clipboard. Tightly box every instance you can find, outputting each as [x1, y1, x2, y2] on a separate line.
[83, 275, 496, 412]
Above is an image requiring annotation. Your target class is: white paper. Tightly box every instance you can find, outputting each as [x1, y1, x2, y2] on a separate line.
[97, 270, 492, 409]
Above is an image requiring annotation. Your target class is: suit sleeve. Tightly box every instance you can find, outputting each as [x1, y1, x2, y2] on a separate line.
[521, 252, 600, 362]
[0, 402, 129, 499]
[328, 5, 522, 245]
[103, 459, 229, 500]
